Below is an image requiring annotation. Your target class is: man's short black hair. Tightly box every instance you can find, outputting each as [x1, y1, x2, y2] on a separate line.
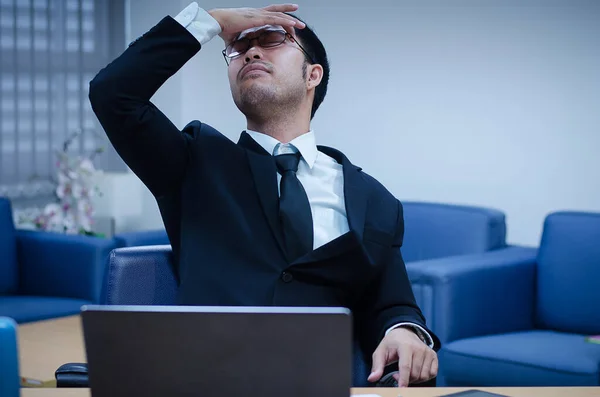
[286, 13, 329, 120]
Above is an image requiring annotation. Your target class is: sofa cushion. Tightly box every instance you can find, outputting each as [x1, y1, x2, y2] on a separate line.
[0, 198, 18, 294]
[401, 202, 506, 262]
[536, 212, 600, 335]
[0, 296, 90, 324]
[441, 330, 600, 386]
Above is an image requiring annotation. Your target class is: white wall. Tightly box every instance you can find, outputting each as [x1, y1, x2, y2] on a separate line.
[102, 0, 600, 245]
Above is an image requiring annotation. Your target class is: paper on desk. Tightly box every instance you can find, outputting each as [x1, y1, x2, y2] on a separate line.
[20, 377, 57, 388]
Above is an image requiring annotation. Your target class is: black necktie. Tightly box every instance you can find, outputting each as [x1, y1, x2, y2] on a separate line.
[274, 151, 314, 261]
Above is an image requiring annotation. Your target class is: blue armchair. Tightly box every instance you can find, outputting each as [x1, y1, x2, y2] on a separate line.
[0, 316, 19, 397]
[0, 198, 119, 323]
[401, 201, 507, 263]
[401, 202, 518, 340]
[412, 211, 600, 386]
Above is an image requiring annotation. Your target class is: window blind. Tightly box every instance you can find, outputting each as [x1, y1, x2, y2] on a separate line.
[0, 0, 126, 204]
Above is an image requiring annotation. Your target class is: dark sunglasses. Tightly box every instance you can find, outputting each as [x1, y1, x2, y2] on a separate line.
[222, 29, 315, 66]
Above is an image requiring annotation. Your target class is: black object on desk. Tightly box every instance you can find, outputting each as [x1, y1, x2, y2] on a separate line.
[55, 363, 89, 388]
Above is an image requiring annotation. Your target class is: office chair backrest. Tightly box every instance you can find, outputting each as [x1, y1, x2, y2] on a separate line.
[535, 211, 600, 335]
[102, 245, 176, 305]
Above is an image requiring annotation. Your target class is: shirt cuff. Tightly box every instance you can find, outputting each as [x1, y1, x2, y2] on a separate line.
[174, 2, 222, 46]
[385, 323, 435, 349]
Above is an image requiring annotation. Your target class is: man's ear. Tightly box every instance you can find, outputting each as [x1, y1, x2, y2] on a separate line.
[307, 64, 323, 90]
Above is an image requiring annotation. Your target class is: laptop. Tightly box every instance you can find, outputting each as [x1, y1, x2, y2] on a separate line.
[81, 305, 353, 397]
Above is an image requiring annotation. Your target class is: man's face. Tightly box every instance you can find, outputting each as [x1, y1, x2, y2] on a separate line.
[226, 25, 308, 117]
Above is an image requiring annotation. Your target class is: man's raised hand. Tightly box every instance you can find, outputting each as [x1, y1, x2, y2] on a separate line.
[208, 4, 306, 45]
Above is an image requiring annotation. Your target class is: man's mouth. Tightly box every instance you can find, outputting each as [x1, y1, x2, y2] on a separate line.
[240, 63, 271, 80]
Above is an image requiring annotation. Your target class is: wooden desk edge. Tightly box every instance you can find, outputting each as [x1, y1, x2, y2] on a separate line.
[19, 387, 600, 397]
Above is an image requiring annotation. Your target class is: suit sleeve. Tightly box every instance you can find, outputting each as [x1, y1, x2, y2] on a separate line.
[88, 16, 201, 197]
[365, 200, 441, 352]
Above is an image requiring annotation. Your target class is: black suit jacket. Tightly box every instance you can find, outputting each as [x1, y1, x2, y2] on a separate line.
[89, 15, 440, 357]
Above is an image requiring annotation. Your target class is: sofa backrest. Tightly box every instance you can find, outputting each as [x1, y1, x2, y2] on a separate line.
[0, 198, 18, 294]
[536, 211, 600, 335]
[401, 201, 507, 262]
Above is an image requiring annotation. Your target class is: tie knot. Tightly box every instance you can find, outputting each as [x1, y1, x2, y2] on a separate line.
[275, 152, 301, 174]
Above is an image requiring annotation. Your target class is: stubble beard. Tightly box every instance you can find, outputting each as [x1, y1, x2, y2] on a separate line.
[235, 77, 305, 123]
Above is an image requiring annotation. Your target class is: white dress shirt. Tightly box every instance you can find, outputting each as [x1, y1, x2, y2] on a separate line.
[247, 130, 349, 251]
[172, 2, 434, 350]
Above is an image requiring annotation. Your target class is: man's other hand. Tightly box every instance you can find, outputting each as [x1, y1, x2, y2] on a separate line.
[367, 327, 438, 387]
[208, 4, 306, 45]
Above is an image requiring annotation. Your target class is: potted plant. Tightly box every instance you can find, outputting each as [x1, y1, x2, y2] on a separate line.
[16, 129, 105, 236]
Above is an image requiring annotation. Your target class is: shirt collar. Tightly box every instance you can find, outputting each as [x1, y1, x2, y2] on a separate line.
[246, 129, 318, 169]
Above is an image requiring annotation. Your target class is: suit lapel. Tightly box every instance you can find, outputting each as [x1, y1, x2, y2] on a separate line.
[237, 133, 370, 264]
[293, 146, 370, 266]
[238, 132, 286, 257]
[317, 145, 370, 243]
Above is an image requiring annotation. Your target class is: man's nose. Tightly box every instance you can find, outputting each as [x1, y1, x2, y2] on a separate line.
[244, 41, 263, 63]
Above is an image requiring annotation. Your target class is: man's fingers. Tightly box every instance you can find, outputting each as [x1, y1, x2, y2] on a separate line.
[262, 4, 299, 13]
[212, 7, 305, 43]
[263, 12, 305, 29]
[418, 351, 432, 383]
[283, 25, 296, 37]
[264, 14, 299, 28]
[397, 346, 412, 387]
[367, 348, 387, 383]
[410, 347, 424, 384]
[430, 352, 439, 379]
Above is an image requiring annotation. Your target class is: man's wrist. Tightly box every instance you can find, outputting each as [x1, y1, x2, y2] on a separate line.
[174, 2, 222, 46]
[388, 325, 423, 340]
[206, 9, 223, 31]
[385, 323, 434, 349]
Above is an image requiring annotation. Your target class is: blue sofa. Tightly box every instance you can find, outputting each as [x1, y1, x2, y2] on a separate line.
[413, 211, 600, 386]
[401, 202, 517, 337]
[0, 198, 118, 323]
[0, 316, 19, 397]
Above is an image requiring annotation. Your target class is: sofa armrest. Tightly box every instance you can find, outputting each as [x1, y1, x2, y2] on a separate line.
[406, 246, 538, 345]
[0, 317, 19, 396]
[16, 230, 118, 303]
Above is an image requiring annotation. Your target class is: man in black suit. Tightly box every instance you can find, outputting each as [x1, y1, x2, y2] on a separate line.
[89, 2, 440, 387]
